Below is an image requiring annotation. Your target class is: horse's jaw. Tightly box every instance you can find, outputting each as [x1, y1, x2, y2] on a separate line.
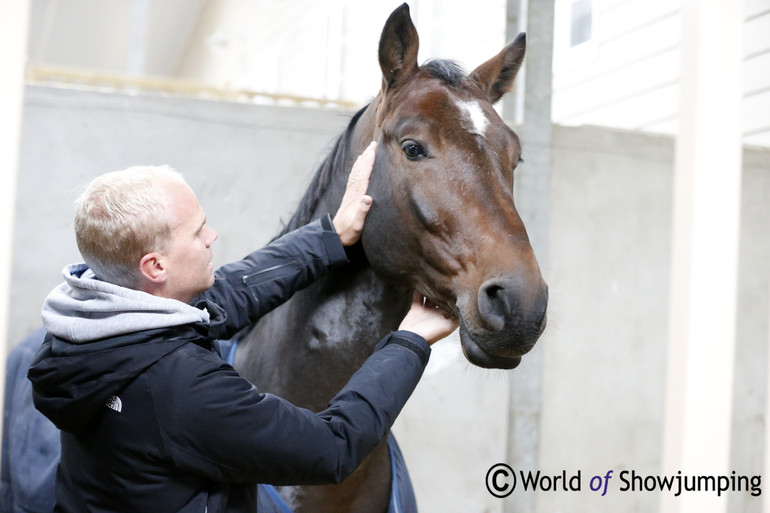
[458, 322, 524, 369]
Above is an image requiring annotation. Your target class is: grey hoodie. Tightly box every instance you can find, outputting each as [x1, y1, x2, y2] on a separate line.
[42, 263, 210, 343]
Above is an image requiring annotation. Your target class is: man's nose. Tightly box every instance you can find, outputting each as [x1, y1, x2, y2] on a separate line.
[206, 227, 219, 246]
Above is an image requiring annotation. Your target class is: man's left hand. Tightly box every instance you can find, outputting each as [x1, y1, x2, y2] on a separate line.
[333, 141, 376, 246]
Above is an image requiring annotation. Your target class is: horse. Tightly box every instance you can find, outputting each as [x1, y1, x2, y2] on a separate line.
[234, 4, 548, 512]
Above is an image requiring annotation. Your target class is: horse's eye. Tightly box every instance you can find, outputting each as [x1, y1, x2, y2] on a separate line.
[401, 141, 427, 161]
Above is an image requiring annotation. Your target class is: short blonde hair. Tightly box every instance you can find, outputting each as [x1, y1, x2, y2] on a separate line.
[74, 165, 187, 288]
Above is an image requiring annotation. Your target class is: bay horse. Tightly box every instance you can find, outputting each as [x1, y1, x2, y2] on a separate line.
[234, 4, 548, 512]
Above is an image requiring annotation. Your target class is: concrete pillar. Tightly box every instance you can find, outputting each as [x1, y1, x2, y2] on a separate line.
[516, 0, 553, 264]
[661, 0, 744, 512]
[0, 0, 31, 456]
[503, 1, 554, 513]
[503, 0, 525, 126]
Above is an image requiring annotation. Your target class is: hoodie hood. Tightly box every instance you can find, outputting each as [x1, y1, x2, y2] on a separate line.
[42, 263, 211, 343]
[29, 263, 224, 432]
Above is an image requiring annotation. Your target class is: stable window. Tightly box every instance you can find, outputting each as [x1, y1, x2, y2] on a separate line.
[569, 0, 593, 47]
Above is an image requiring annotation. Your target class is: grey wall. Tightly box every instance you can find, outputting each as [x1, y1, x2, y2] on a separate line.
[538, 126, 770, 513]
[8, 85, 770, 512]
[11, 84, 354, 344]
[539, 125, 675, 513]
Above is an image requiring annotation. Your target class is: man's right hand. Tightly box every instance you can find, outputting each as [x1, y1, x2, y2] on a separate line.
[398, 292, 459, 345]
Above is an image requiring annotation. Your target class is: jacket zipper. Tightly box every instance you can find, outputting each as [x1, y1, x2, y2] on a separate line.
[242, 262, 296, 284]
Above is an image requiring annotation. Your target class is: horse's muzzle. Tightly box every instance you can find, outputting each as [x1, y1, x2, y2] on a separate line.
[457, 278, 548, 369]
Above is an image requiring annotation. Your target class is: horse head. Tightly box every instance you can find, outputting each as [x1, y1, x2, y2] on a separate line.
[359, 4, 548, 369]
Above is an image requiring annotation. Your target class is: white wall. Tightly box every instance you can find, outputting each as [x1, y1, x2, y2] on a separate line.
[551, 0, 770, 148]
[175, 0, 509, 106]
[27, 0, 206, 76]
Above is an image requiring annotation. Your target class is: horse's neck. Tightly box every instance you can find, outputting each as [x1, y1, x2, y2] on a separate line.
[243, 261, 409, 410]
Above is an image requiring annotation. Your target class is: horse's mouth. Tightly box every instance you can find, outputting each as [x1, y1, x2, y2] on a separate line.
[458, 322, 525, 370]
[420, 294, 524, 368]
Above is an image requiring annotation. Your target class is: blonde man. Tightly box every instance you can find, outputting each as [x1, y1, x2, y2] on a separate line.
[29, 143, 457, 513]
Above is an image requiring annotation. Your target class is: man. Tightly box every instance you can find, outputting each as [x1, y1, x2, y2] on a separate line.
[28, 142, 458, 513]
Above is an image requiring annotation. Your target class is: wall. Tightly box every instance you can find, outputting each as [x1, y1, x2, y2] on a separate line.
[539, 125, 674, 512]
[27, 0, 206, 76]
[176, 0, 508, 106]
[551, 0, 770, 148]
[538, 125, 769, 513]
[731, 147, 770, 513]
[8, 85, 770, 512]
[11, 84, 354, 344]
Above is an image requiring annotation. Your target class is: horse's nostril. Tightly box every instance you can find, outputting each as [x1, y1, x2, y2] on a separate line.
[478, 280, 511, 331]
[477, 277, 548, 337]
[485, 284, 503, 300]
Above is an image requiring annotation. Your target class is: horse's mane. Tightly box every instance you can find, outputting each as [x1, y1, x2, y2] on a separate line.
[274, 105, 368, 240]
[273, 59, 466, 240]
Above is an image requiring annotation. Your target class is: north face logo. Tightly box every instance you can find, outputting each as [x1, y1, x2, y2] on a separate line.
[106, 395, 123, 413]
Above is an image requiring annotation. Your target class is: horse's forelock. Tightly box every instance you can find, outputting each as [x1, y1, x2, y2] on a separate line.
[274, 105, 369, 240]
[422, 59, 467, 88]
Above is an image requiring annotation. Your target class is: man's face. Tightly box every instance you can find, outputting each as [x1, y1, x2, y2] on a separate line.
[161, 180, 218, 303]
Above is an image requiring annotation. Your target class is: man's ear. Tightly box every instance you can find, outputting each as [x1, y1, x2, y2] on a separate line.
[139, 252, 167, 284]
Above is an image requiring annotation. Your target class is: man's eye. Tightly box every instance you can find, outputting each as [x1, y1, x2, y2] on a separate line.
[402, 141, 427, 161]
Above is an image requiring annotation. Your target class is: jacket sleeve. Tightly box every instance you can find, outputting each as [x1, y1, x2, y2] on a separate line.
[197, 215, 348, 338]
[154, 331, 430, 485]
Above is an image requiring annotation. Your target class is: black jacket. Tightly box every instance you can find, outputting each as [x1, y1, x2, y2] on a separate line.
[28, 216, 430, 513]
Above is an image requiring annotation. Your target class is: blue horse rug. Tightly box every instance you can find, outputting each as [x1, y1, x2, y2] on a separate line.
[224, 339, 418, 513]
[256, 436, 416, 513]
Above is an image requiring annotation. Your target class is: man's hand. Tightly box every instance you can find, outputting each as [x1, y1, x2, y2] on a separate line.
[333, 141, 376, 246]
[399, 292, 460, 345]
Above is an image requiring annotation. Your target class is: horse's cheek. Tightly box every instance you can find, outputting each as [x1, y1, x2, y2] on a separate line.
[360, 211, 413, 285]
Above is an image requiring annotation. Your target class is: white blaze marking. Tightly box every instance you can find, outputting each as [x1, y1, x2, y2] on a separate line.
[456, 100, 489, 137]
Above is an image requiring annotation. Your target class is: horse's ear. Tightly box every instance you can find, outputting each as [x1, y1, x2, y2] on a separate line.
[378, 3, 420, 90]
[469, 33, 526, 104]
